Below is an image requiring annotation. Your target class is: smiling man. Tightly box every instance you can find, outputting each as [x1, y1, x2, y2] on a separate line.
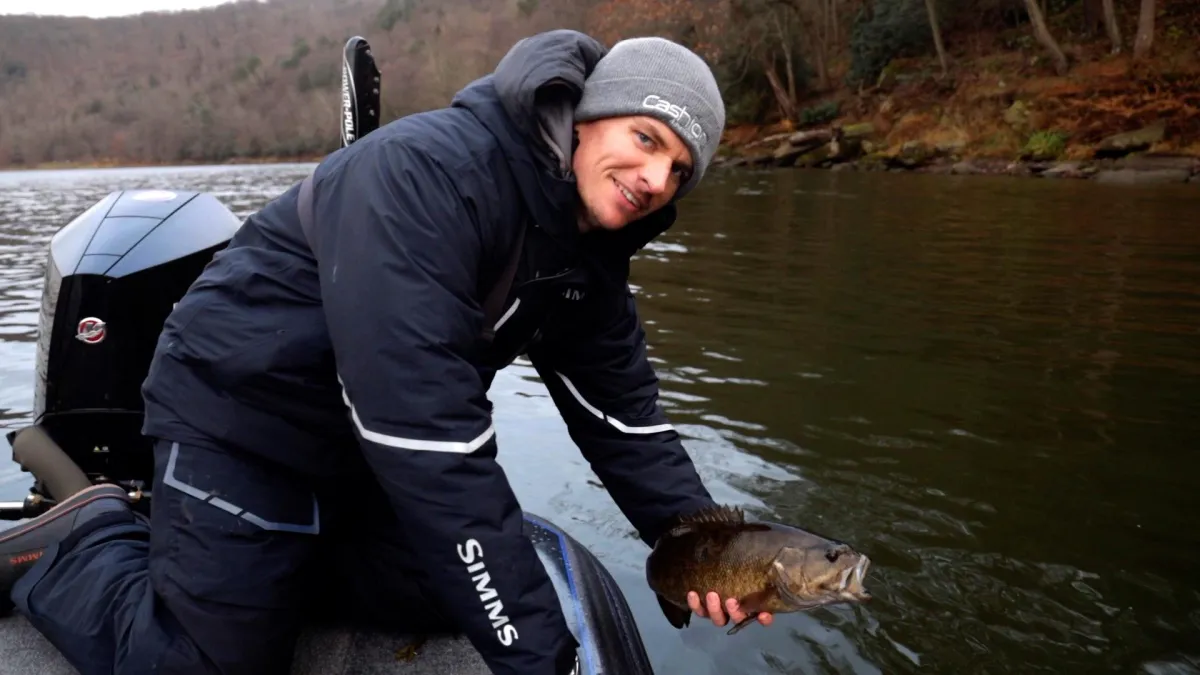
[572, 40, 712, 233]
[4, 30, 771, 675]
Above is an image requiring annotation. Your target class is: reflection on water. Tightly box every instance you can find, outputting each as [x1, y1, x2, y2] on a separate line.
[1, 163, 1199, 674]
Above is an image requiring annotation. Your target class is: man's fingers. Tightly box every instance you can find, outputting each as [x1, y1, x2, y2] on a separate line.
[725, 597, 749, 624]
[706, 592, 726, 626]
[686, 593, 776, 629]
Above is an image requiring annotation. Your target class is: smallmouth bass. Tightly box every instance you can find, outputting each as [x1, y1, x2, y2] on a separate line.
[646, 505, 871, 634]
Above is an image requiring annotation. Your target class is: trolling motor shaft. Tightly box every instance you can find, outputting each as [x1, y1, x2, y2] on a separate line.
[8, 426, 92, 501]
[1, 425, 144, 521]
[0, 494, 52, 521]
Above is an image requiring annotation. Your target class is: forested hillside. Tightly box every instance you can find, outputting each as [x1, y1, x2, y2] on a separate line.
[0, 0, 591, 166]
[0, 0, 1196, 169]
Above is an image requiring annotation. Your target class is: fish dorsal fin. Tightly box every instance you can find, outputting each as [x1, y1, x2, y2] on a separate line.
[662, 504, 763, 538]
[678, 504, 746, 525]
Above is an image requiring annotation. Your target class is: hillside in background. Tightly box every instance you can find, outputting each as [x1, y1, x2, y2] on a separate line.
[0, 0, 592, 166]
[0, 0, 1196, 170]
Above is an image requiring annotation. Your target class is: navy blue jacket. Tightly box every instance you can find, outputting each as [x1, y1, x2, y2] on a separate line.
[141, 29, 715, 674]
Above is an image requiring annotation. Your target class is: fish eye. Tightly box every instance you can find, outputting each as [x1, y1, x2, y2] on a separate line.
[825, 548, 841, 563]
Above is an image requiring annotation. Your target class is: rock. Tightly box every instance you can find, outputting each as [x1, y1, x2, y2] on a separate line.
[787, 128, 833, 148]
[829, 135, 865, 163]
[893, 141, 935, 168]
[830, 162, 855, 172]
[1003, 101, 1030, 132]
[856, 154, 890, 172]
[841, 123, 876, 139]
[935, 139, 967, 157]
[916, 162, 956, 175]
[1093, 169, 1191, 184]
[772, 143, 806, 166]
[949, 158, 1011, 175]
[794, 144, 834, 168]
[743, 131, 795, 150]
[1005, 162, 1033, 176]
[1113, 154, 1199, 173]
[1094, 122, 1167, 158]
[950, 161, 985, 175]
[1041, 161, 1089, 179]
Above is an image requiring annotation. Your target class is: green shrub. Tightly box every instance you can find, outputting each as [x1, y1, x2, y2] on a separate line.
[846, 0, 932, 87]
[800, 101, 840, 126]
[1022, 129, 1069, 160]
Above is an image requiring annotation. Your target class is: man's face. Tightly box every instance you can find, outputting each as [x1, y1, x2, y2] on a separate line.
[573, 115, 694, 233]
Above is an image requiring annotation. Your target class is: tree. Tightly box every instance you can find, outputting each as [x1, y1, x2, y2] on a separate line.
[1133, 0, 1155, 59]
[1102, 0, 1122, 53]
[1022, 0, 1069, 75]
[923, 0, 948, 77]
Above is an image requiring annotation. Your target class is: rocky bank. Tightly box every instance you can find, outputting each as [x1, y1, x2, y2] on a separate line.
[713, 121, 1200, 185]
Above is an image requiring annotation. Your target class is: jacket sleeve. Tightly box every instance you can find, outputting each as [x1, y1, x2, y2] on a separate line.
[526, 283, 716, 548]
[307, 139, 578, 675]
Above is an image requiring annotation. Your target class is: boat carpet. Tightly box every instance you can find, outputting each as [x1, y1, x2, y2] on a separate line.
[0, 614, 493, 675]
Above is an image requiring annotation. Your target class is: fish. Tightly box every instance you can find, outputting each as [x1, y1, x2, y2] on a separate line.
[645, 504, 871, 635]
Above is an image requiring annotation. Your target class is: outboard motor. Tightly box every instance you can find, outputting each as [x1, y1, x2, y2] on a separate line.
[2, 189, 240, 517]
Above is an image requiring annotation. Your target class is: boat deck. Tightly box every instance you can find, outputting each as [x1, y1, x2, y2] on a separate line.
[0, 614, 492, 675]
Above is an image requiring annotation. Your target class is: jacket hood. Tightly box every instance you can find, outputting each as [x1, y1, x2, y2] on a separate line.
[450, 30, 678, 264]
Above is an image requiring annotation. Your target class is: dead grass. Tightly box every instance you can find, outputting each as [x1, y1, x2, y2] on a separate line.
[722, 125, 764, 147]
[885, 112, 941, 145]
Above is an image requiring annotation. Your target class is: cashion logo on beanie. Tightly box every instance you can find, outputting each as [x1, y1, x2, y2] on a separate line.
[642, 94, 708, 148]
[575, 36, 726, 199]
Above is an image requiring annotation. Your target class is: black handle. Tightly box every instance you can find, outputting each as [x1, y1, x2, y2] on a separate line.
[340, 36, 381, 147]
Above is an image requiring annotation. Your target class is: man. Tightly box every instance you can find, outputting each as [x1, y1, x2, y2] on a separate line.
[1, 29, 771, 675]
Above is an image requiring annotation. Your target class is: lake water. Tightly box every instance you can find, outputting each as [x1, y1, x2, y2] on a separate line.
[1, 163, 1198, 674]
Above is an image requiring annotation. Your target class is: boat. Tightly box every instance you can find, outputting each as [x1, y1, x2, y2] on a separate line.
[0, 37, 656, 675]
[0, 507, 652, 675]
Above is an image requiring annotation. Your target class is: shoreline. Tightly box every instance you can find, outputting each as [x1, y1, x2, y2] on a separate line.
[714, 150, 1200, 185]
[712, 124, 1200, 185]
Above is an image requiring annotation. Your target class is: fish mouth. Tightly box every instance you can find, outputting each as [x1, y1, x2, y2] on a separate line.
[839, 555, 871, 600]
[837, 565, 853, 590]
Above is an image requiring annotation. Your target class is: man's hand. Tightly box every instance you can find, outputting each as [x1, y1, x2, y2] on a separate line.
[687, 591, 774, 629]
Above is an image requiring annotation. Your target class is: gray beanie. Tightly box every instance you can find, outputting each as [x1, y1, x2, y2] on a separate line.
[575, 37, 725, 199]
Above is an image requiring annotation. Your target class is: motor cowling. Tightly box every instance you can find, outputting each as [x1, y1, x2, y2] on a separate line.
[30, 189, 240, 488]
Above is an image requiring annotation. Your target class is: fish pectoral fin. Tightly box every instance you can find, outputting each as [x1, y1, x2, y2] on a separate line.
[655, 593, 692, 630]
[726, 615, 758, 635]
